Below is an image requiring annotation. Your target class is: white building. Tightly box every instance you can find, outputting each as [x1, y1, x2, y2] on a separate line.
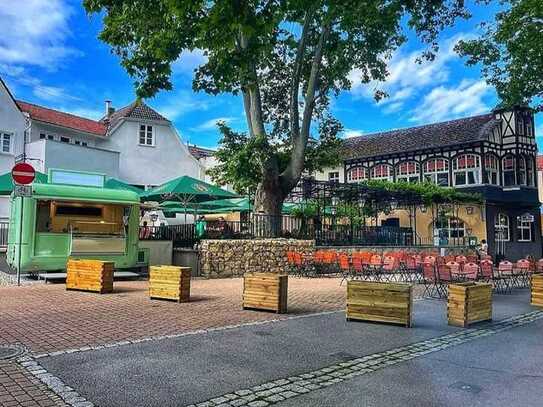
[0, 76, 218, 220]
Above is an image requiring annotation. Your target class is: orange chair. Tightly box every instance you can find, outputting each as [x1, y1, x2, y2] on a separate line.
[351, 254, 365, 280]
[422, 262, 438, 297]
[338, 253, 351, 284]
[515, 259, 532, 287]
[466, 255, 478, 263]
[463, 262, 480, 280]
[446, 261, 462, 278]
[498, 261, 514, 292]
[424, 255, 436, 265]
[455, 255, 467, 266]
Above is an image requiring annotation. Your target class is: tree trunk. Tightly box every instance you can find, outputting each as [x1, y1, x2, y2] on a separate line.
[253, 173, 284, 237]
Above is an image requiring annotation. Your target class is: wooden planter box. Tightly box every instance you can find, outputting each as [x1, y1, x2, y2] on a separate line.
[149, 266, 191, 302]
[531, 274, 543, 307]
[346, 281, 413, 327]
[448, 282, 492, 327]
[66, 259, 114, 294]
[243, 273, 288, 313]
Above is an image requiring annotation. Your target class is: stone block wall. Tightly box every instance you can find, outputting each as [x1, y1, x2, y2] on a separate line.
[199, 239, 314, 278]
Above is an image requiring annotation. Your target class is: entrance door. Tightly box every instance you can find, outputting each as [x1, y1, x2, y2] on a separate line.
[381, 218, 400, 228]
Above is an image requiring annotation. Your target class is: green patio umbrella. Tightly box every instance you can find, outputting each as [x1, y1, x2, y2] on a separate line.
[142, 175, 238, 222]
[104, 178, 145, 194]
[141, 176, 237, 202]
[0, 171, 48, 195]
[198, 197, 251, 212]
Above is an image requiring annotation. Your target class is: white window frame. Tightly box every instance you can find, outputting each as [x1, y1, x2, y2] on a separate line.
[396, 161, 420, 183]
[526, 157, 535, 186]
[139, 124, 155, 146]
[0, 131, 13, 154]
[517, 219, 532, 242]
[423, 158, 449, 186]
[502, 155, 516, 186]
[452, 154, 481, 186]
[346, 167, 368, 183]
[526, 120, 533, 137]
[435, 217, 466, 239]
[495, 213, 510, 242]
[484, 154, 499, 185]
[328, 171, 340, 183]
[370, 164, 393, 181]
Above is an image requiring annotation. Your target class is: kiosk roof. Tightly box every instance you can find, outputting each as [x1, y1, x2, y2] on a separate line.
[31, 183, 140, 204]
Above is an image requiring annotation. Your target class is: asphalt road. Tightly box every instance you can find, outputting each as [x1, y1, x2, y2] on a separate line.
[40, 290, 541, 407]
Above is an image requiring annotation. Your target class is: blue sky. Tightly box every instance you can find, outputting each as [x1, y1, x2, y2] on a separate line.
[0, 1, 541, 149]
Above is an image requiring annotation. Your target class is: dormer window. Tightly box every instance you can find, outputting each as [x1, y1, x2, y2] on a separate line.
[139, 124, 154, 146]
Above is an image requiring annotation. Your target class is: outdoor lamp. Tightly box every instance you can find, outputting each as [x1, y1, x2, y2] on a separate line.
[420, 206, 427, 213]
[331, 196, 339, 207]
[466, 228, 473, 235]
[466, 206, 474, 215]
[358, 198, 366, 208]
[150, 213, 159, 222]
[390, 200, 398, 210]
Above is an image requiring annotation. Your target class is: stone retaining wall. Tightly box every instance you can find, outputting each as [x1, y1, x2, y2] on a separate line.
[199, 239, 314, 278]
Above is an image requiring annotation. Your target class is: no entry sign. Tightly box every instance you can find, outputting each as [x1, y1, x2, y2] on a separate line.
[12, 162, 35, 185]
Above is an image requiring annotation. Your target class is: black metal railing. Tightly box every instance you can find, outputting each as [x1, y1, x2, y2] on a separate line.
[139, 216, 420, 248]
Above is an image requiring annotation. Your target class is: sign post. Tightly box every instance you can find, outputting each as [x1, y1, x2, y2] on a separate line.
[11, 163, 35, 286]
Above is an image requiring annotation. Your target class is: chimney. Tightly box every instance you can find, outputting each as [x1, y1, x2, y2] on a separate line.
[105, 100, 112, 116]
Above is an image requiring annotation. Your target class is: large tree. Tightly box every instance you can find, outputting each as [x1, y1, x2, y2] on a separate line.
[455, 0, 543, 110]
[84, 0, 468, 217]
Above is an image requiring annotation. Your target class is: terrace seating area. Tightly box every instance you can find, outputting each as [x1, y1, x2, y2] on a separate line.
[286, 250, 543, 298]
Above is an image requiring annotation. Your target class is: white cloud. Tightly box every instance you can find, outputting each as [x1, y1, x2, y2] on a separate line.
[155, 91, 210, 120]
[0, 0, 79, 69]
[343, 128, 364, 138]
[409, 79, 492, 124]
[192, 117, 236, 132]
[172, 49, 208, 75]
[349, 33, 474, 112]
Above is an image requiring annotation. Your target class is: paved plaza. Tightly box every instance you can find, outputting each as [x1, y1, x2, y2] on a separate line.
[0, 278, 542, 406]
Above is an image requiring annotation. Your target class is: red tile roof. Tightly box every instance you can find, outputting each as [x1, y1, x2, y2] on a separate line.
[537, 155, 543, 171]
[16, 101, 107, 136]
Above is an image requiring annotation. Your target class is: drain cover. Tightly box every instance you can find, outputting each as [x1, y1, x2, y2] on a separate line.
[450, 382, 482, 394]
[0, 345, 26, 360]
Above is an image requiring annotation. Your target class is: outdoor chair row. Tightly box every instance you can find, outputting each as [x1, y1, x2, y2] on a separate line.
[286, 250, 541, 295]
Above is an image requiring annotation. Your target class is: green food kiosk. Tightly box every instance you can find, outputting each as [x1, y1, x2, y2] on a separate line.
[7, 170, 141, 273]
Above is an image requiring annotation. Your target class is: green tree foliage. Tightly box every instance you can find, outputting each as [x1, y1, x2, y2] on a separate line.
[455, 0, 543, 110]
[84, 0, 469, 216]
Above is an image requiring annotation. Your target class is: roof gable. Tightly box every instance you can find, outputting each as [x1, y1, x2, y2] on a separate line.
[16, 101, 107, 136]
[0, 77, 22, 114]
[104, 100, 169, 129]
[342, 114, 499, 160]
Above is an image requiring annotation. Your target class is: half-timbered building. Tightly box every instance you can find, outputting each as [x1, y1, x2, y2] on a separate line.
[316, 107, 540, 260]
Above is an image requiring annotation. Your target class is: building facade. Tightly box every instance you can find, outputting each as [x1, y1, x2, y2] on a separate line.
[0, 76, 219, 220]
[316, 107, 540, 260]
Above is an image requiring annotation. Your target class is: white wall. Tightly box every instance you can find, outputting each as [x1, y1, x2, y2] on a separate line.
[313, 166, 345, 182]
[0, 80, 26, 174]
[98, 119, 203, 187]
[29, 122, 100, 147]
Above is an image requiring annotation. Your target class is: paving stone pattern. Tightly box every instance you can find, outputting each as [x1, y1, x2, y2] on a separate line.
[0, 360, 67, 407]
[182, 310, 543, 407]
[0, 278, 348, 354]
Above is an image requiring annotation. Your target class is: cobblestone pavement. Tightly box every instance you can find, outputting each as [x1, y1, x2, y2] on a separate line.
[0, 277, 353, 407]
[0, 277, 354, 355]
[0, 361, 67, 407]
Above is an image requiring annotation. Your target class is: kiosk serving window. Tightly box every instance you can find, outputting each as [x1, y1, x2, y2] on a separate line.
[35, 200, 130, 254]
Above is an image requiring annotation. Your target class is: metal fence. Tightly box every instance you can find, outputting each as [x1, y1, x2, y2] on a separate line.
[139, 216, 419, 248]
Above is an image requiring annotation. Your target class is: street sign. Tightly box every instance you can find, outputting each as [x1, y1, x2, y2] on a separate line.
[11, 163, 35, 185]
[13, 185, 32, 197]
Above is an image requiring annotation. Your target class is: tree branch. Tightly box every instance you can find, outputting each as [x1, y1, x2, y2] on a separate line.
[281, 19, 331, 190]
[289, 7, 315, 142]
